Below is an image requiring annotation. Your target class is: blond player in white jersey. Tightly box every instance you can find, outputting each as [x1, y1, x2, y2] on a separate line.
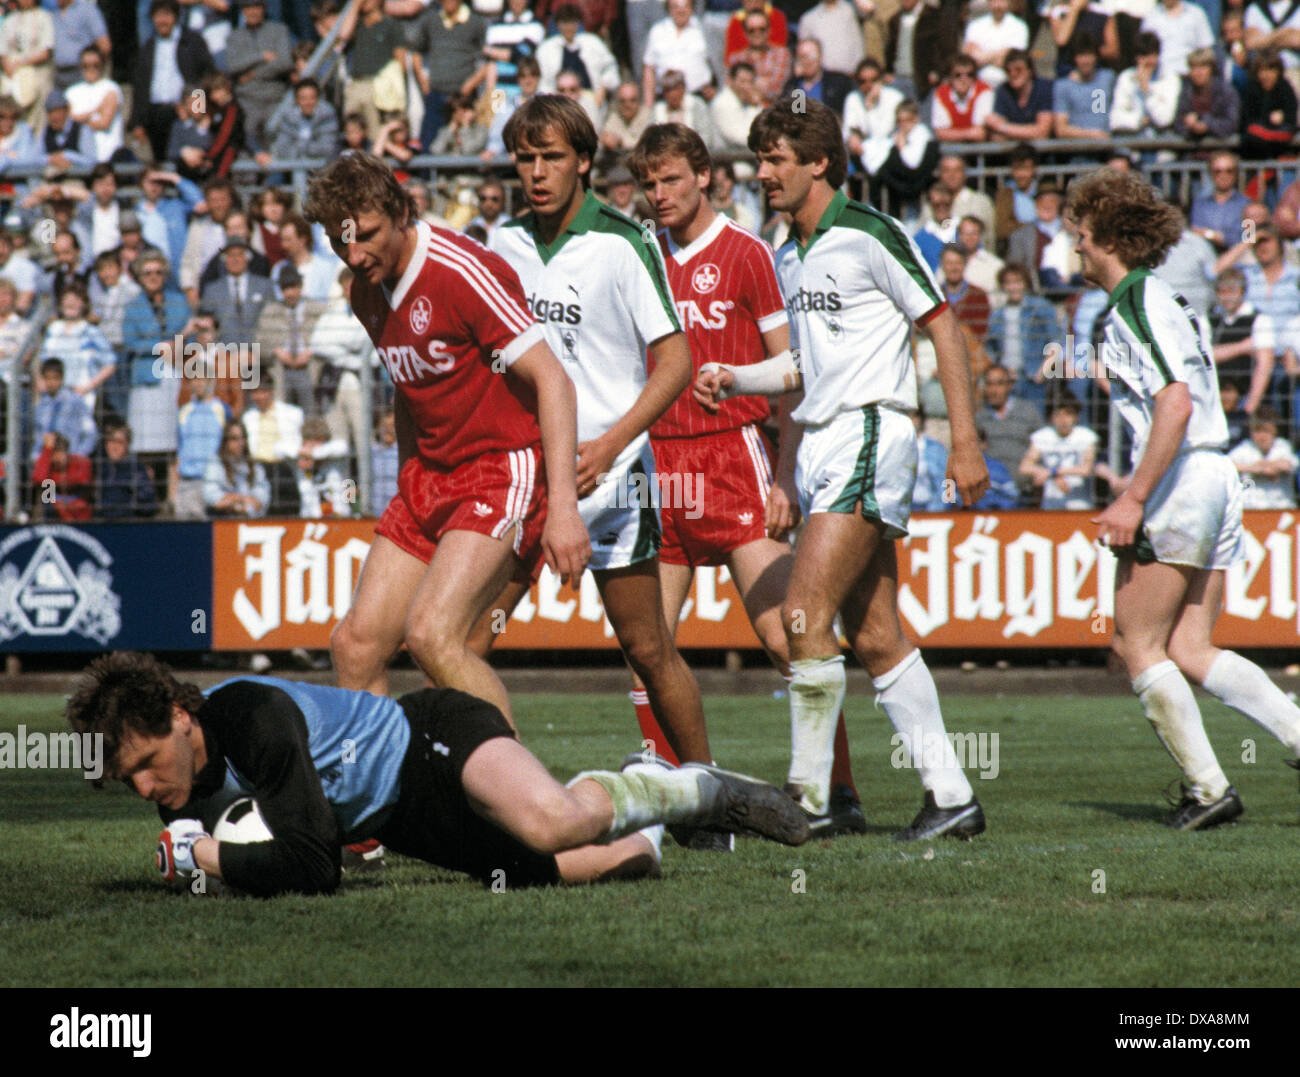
[698, 97, 991, 842]
[1070, 168, 1300, 829]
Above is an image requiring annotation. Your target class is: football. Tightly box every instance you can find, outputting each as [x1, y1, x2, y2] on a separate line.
[214, 797, 274, 844]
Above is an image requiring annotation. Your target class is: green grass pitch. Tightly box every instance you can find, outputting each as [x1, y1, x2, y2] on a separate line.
[2, 687, 1298, 988]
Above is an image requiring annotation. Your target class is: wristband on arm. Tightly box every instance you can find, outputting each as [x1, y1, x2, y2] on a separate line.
[700, 350, 800, 399]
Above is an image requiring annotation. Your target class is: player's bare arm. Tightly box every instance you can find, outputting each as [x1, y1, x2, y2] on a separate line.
[508, 340, 591, 582]
[923, 306, 990, 506]
[575, 331, 692, 494]
[1093, 381, 1192, 548]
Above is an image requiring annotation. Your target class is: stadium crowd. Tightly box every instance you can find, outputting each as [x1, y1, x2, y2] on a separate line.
[3, 0, 1300, 523]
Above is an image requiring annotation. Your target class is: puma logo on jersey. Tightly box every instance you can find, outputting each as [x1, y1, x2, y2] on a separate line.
[473, 501, 493, 517]
[787, 288, 842, 313]
[527, 294, 582, 325]
[377, 341, 456, 382]
[675, 298, 733, 330]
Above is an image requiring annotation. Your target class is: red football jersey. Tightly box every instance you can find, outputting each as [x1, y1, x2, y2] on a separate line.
[652, 215, 788, 439]
[350, 221, 545, 470]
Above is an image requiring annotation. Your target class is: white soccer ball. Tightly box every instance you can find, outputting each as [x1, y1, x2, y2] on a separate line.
[214, 797, 274, 844]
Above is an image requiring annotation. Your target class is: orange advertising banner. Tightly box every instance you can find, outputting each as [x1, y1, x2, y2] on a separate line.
[210, 512, 1300, 650]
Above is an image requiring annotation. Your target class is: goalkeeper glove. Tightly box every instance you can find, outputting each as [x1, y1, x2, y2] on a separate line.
[156, 819, 207, 883]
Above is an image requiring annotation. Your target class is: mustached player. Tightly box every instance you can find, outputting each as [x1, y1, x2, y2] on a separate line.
[626, 122, 864, 837]
[698, 98, 991, 841]
[1069, 168, 1300, 828]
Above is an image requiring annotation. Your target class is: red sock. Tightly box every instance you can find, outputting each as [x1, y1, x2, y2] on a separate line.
[829, 710, 857, 794]
[631, 689, 680, 765]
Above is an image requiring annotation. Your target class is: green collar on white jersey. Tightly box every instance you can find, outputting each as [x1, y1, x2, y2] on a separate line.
[793, 189, 850, 260]
[1102, 266, 1152, 316]
[506, 190, 607, 265]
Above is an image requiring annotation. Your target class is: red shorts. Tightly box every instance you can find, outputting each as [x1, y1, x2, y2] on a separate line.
[654, 425, 774, 567]
[376, 447, 549, 582]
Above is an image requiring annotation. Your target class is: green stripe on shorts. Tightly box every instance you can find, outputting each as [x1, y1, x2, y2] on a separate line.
[630, 458, 661, 563]
[829, 405, 881, 517]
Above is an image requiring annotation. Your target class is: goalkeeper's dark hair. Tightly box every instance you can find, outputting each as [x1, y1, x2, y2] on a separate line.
[66, 652, 207, 785]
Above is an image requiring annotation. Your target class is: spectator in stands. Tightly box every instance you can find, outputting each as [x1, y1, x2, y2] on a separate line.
[65, 46, 122, 165]
[986, 48, 1053, 141]
[1190, 152, 1249, 252]
[336, 0, 407, 140]
[243, 371, 303, 464]
[0, 279, 28, 436]
[600, 80, 652, 161]
[957, 214, 1004, 298]
[181, 177, 241, 305]
[798, 0, 866, 79]
[1240, 223, 1300, 413]
[539, 3, 619, 109]
[1211, 268, 1259, 397]
[88, 250, 138, 400]
[95, 421, 159, 518]
[726, 6, 790, 104]
[968, 427, 1020, 510]
[911, 408, 950, 511]
[121, 248, 188, 507]
[652, 69, 715, 146]
[845, 58, 904, 152]
[261, 79, 340, 166]
[1141, 0, 1213, 78]
[0, 0, 56, 130]
[1020, 394, 1098, 510]
[73, 164, 119, 258]
[342, 113, 369, 153]
[884, 0, 963, 103]
[1006, 178, 1074, 295]
[864, 99, 940, 218]
[203, 419, 270, 517]
[1239, 49, 1297, 164]
[931, 55, 994, 143]
[198, 211, 272, 294]
[250, 187, 292, 268]
[1222, 11, 1250, 96]
[939, 243, 990, 339]
[914, 181, 955, 266]
[311, 266, 374, 450]
[431, 92, 491, 154]
[32, 431, 92, 521]
[43, 228, 90, 303]
[978, 361, 1044, 503]
[783, 37, 853, 117]
[709, 161, 758, 231]
[175, 365, 231, 518]
[1045, 0, 1118, 78]
[201, 238, 271, 350]
[0, 95, 37, 179]
[485, 54, 541, 157]
[200, 73, 246, 180]
[130, 0, 216, 164]
[643, 0, 715, 106]
[1229, 405, 1298, 508]
[725, 0, 788, 62]
[1175, 47, 1241, 143]
[164, 83, 214, 182]
[1220, 378, 1249, 447]
[32, 356, 98, 460]
[39, 281, 115, 412]
[1215, 199, 1276, 272]
[483, 0, 545, 106]
[1052, 32, 1115, 144]
[1110, 31, 1181, 138]
[372, 114, 423, 177]
[113, 213, 147, 279]
[136, 167, 201, 281]
[35, 89, 96, 172]
[962, 0, 1026, 89]
[712, 62, 764, 155]
[272, 214, 340, 301]
[257, 265, 325, 413]
[467, 179, 507, 244]
[52, 0, 111, 94]
[370, 407, 398, 514]
[410, 0, 490, 149]
[986, 263, 1060, 402]
[0, 226, 39, 315]
[178, 308, 246, 416]
[1156, 213, 1218, 315]
[294, 415, 354, 518]
[225, 0, 295, 151]
[922, 153, 995, 238]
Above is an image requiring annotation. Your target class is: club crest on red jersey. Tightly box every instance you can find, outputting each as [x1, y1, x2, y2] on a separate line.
[692, 263, 720, 294]
[410, 295, 433, 335]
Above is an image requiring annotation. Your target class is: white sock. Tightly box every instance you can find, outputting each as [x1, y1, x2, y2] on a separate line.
[1202, 651, 1300, 755]
[638, 824, 664, 863]
[568, 764, 713, 840]
[874, 650, 973, 808]
[787, 656, 846, 815]
[1133, 660, 1230, 803]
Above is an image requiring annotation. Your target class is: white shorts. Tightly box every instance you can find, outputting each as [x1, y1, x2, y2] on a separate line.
[1132, 450, 1244, 570]
[581, 438, 661, 571]
[796, 405, 916, 538]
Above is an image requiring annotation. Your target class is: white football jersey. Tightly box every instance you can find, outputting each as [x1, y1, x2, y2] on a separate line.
[1029, 423, 1099, 509]
[492, 192, 680, 471]
[1101, 268, 1228, 467]
[774, 192, 945, 427]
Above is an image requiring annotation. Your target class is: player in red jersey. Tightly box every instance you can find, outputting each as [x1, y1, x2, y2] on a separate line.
[303, 152, 590, 720]
[627, 124, 864, 836]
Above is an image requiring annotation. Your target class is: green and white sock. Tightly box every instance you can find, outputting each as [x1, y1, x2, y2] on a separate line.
[568, 764, 714, 841]
[787, 655, 846, 815]
[1134, 660, 1230, 803]
[1202, 651, 1300, 755]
